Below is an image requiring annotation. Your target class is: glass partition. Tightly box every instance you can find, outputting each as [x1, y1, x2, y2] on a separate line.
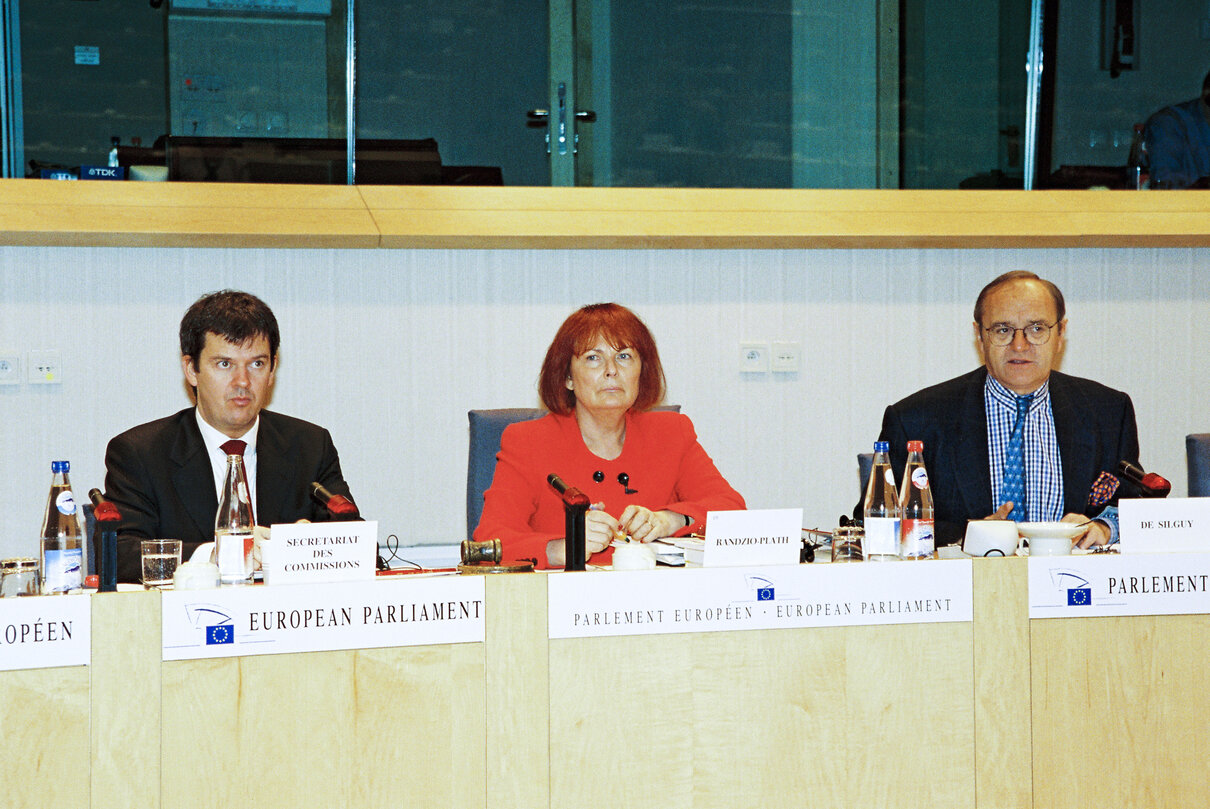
[0, 0, 1205, 189]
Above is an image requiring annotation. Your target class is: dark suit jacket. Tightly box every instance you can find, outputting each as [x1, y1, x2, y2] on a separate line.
[865, 368, 1139, 545]
[104, 408, 355, 583]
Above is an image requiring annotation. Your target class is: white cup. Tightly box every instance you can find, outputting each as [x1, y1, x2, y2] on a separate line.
[611, 543, 657, 570]
[963, 520, 1019, 557]
[1026, 536, 1072, 556]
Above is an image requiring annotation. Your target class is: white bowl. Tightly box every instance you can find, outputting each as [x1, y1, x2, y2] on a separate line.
[1016, 521, 1083, 540]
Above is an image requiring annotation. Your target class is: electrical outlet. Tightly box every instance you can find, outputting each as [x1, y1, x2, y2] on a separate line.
[0, 354, 20, 385]
[739, 342, 769, 373]
[771, 341, 802, 373]
[28, 349, 62, 384]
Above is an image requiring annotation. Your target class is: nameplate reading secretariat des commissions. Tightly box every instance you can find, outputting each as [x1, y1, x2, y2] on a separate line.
[0, 594, 91, 672]
[1028, 552, 1210, 618]
[548, 560, 972, 639]
[162, 576, 484, 661]
[263, 520, 378, 586]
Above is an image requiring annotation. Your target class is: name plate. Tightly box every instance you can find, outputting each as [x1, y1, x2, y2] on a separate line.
[704, 508, 802, 567]
[1119, 498, 1210, 553]
[162, 575, 484, 660]
[548, 560, 972, 639]
[263, 520, 378, 586]
[1028, 552, 1210, 618]
[0, 594, 91, 671]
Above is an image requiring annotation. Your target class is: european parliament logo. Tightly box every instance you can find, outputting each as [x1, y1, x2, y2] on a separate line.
[749, 576, 775, 601]
[1067, 587, 1092, 606]
[206, 624, 234, 645]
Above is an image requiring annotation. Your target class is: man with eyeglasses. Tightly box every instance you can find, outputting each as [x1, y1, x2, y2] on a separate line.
[867, 271, 1139, 548]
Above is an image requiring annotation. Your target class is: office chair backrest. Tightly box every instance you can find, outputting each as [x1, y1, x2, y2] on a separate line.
[1187, 434, 1210, 497]
[857, 452, 875, 502]
[467, 405, 681, 541]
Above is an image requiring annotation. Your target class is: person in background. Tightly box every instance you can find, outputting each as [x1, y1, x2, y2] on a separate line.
[1144, 69, 1210, 189]
[862, 271, 1140, 548]
[474, 302, 745, 568]
[104, 290, 356, 582]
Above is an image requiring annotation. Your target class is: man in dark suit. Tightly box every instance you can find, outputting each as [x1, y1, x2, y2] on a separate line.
[104, 290, 356, 582]
[868, 271, 1138, 548]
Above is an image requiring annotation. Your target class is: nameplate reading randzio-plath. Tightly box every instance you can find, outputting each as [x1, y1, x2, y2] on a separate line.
[704, 508, 802, 567]
[263, 520, 378, 586]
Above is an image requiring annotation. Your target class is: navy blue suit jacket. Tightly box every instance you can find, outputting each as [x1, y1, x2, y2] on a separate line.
[869, 368, 1139, 544]
[104, 408, 355, 582]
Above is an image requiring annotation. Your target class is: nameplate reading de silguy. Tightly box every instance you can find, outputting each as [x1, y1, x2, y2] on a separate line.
[262, 520, 378, 586]
[1118, 497, 1210, 554]
[1028, 552, 1210, 618]
[704, 508, 802, 567]
[0, 593, 91, 671]
[548, 560, 973, 639]
[161, 575, 485, 661]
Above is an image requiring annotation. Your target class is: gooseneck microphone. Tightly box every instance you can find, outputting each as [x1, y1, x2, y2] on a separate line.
[1117, 461, 1172, 498]
[88, 488, 122, 523]
[548, 474, 589, 570]
[88, 489, 121, 592]
[547, 474, 591, 508]
[310, 482, 361, 518]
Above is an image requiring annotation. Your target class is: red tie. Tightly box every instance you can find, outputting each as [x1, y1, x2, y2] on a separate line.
[219, 439, 254, 522]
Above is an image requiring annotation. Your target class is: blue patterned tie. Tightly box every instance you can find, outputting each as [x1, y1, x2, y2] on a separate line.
[1002, 394, 1032, 521]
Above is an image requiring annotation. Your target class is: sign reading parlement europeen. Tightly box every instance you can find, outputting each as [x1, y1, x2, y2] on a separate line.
[704, 508, 802, 566]
[1028, 552, 1210, 618]
[0, 594, 91, 671]
[548, 560, 972, 639]
[263, 520, 378, 586]
[162, 575, 484, 660]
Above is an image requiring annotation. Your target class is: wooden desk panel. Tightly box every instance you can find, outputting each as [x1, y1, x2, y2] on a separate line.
[1031, 612, 1210, 809]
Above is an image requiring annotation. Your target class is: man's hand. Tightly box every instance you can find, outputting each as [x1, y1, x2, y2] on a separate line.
[986, 502, 1014, 520]
[1061, 513, 1110, 549]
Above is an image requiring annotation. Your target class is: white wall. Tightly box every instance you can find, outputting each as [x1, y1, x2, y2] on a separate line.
[1, 245, 1207, 561]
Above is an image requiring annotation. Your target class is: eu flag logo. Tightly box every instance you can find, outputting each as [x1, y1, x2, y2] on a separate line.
[757, 587, 774, 601]
[1067, 588, 1092, 606]
[206, 624, 234, 645]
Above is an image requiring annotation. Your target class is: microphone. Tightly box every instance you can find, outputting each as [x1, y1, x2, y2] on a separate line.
[88, 489, 120, 593]
[547, 474, 591, 508]
[310, 482, 360, 518]
[88, 488, 122, 522]
[1117, 461, 1172, 498]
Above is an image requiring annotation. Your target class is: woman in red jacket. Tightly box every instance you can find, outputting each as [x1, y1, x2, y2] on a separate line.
[474, 303, 745, 568]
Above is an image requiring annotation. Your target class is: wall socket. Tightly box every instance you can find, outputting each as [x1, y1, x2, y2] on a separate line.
[28, 350, 62, 384]
[739, 342, 770, 373]
[771, 341, 802, 373]
[0, 354, 20, 385]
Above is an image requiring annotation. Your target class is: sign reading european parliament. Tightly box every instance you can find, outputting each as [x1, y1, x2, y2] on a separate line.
[1028, 552, 1210, 618]
[548, 560, 972, 639]
[162, 576, 484, 660]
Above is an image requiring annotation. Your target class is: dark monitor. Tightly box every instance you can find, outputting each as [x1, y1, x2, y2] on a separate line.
[165, 136, 444, 184]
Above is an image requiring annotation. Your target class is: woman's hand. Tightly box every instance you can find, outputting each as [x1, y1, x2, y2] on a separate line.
[585, 505, 623, 554]
[618, 505, 683, 543]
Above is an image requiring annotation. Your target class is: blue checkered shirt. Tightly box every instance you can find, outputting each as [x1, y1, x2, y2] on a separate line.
[985, 376, 1063, 522]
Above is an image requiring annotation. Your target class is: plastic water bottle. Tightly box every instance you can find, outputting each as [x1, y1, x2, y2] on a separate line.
[862, 441, 901, 560]
[898, 440, 935, 560]
[40, 460, 85, 594]
[214, 453, 254, 586]
[107, 136, 120, 168]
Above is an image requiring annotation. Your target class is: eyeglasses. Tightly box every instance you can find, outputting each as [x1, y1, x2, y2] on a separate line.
[982, 322, 1057, 347]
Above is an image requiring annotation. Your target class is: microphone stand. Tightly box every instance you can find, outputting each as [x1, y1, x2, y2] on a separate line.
[88, 489, 120, 592]
[548, 474, 590, 571]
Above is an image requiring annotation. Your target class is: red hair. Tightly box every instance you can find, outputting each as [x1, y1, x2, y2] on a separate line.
[538, 303, 666, 415]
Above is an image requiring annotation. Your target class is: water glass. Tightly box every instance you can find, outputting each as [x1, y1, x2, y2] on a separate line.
[831, 526, 864, 563]
[141, 539, 182, 589]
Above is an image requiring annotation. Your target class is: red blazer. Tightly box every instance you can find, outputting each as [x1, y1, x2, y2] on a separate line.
[473, 410, 745, 568]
